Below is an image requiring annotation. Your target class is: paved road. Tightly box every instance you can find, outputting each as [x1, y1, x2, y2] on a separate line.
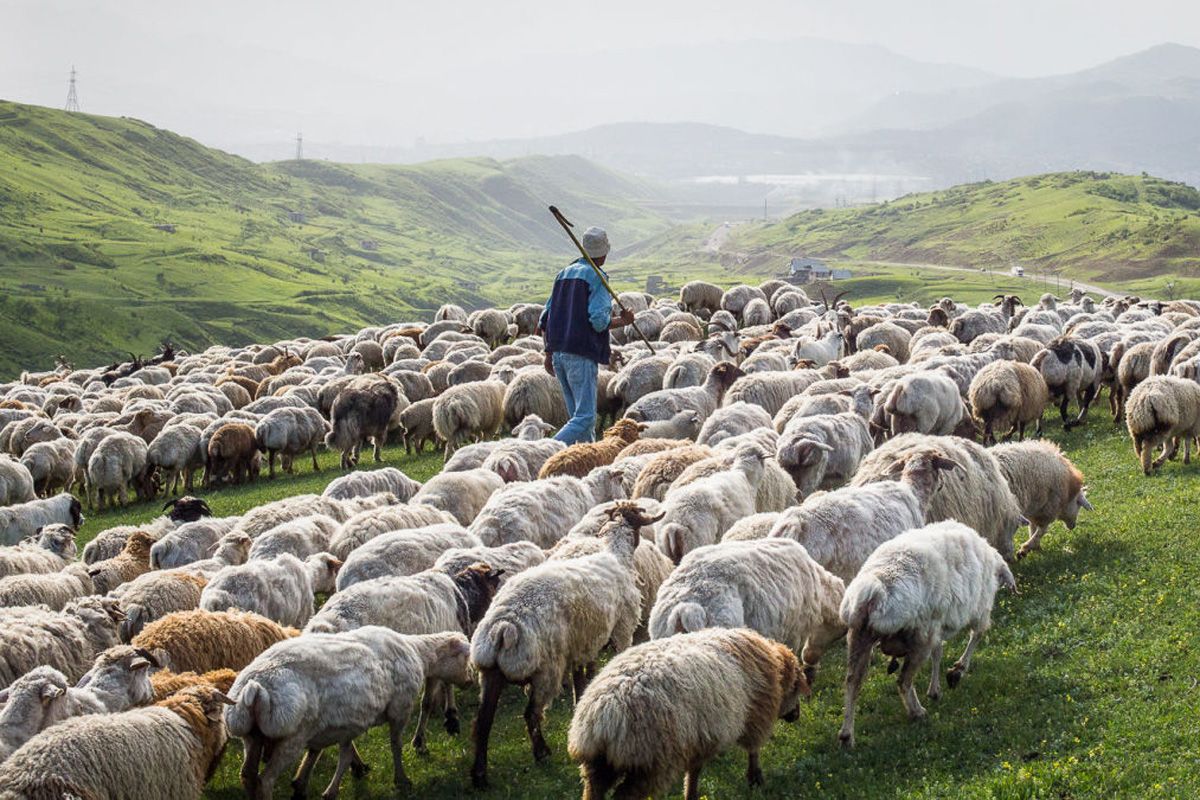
[863, 259, 1116, 298]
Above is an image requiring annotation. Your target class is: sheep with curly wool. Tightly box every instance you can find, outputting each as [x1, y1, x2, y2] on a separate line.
[776, 412, 874, 497]
[200, 552, 341, 627]
[655, 443, 767, 564]
[150, 668, 238, 702]
[0, 493, 83, 547]
[469, 503, 650, 788]
[624, 362, 743, 425]
[968, 359, 1050, 444]
[110, 570, 209, 641]
[1125, 375, 1200, 474]
[0, 667, 71, 764]
[649, 538, 845, 678]
[0, 596, 124, 687]
[883, 370, 967, 437]
[253, 406, 327, 479]
[19, 437, 76, 498]
[434, 541, 546, 582]
[432, 380, 506, 458]
[769, 451, 957, 582]
[336, 523, 479, 589]
[131, 609, 298, 674]
[0, 456, 35, 507]
[85, 529, 154, 594]
[838, 520, 1016, 748]
[479, 434, 565, 482]
[150, 516, 240, 569]
[0, 563, 93, 610]
[0, 524, 77, 578]
[247, 514, 339, 561]
[567, 627, 808, 800]
[328, 503, 456, 559]
[468, 470, 624, 550]
[411, 468, 506, 526]
[851, 433, 1027, 561]
[0, 684, 231, 800]
[502, 369, 569, 429]
[87, 430, 153, 510]
[226, 627, 472, 800]
[678, 280, 723, 315]
[723, 369, 824, 417]
[397, 397, 438, 455]
[537, 418, 644, 479]
[991, 440, 1092, 559]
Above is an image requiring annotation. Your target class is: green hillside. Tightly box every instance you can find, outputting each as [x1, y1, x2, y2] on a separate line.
[0, 101, 669, 376]
[730, 171, 1200, 284]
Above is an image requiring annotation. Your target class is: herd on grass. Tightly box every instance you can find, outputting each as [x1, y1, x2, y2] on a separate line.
[0, 281, 1194, 799]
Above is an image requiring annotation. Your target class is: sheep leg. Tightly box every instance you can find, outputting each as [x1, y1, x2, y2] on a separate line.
[311, 446, 320, 472]
[411, 678, 438, 754]
[581, 757, 619, 800]
[572, 665, 589, 703]
[372, 434, 384, 463]
[523, 676, 554, 762]
[948, 628, 986, 688]
[444, 685, 460, 735]
[1153, 438, 1177, 468]
[927, 641, 944, 701]
[1185, 436, 1193, 465]
[1069, 385, 1096, 429]
[1017, 524, 1047, 559]
[746, 750, 764, 787]
[240, 733, 265, 800]
[257, 735, 306, 800]
[614, 769, 667, 800]
[1138, 438, 1154, 475]
[896, 639, 933, 720]
[1057, 394, 1071, 426]
[684, 763, 704, 800]
[319, 742, 356, 800]
[291, 747, 321, 800]
[267, 450, 276, 479]
[838, 627, 875, 749]
[471, 668, 506, 788]
[802, 620, 847, 680]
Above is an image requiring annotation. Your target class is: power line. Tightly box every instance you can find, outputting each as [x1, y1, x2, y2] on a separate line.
[64, 66, 80, 112]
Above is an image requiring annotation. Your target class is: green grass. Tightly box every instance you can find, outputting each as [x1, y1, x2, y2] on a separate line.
[74, 412, 1200, 799]
[731, 171, 1200, 286]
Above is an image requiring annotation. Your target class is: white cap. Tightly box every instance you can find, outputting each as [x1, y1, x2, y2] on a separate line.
[581, 226, 610, 259]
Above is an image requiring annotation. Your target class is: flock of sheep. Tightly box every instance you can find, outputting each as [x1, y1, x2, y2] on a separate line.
[0, 276, 1194, 799]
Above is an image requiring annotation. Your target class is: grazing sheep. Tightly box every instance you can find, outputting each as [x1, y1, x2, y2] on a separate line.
[567, 628, 808, 800]
[328, 503, 457, 559]
[479, 435, 565, 483]
[538, 418, 643, 479]
[0, 563, 93, 610]
[148, 423, 205, 495]
[696, 402, 773, 447]
[850, 434, 1027, 561]
[655, 443, 766, 563]
[434, 541, 547, 582]
[776, 412, 874, 496]
[0, 493, 83, 547]
[0, 685, 231, 800]
[131, 609, 299, 674]
[87, 530, 155, 594]
[838, 520, 1016, 748]
[1113, 340, 1155, 421]
[992, 440, 1093, 558]
[322, 466, 421, 502]
[150, 516, 241, 569]
[247, 514, 340, 561]
[336, 523, 480, 589]
[0, 456, 35, 506]
[205, 422, 259, 487]
[1031, 336, 1103, 429]
[968, 360, 1050, 444]
[883, 371, 966, 437]
[327, 375, 400, 468]
[624, 363, 743, 425]
[226, 628, 472, 800]
[0, 524, 77, 578]
[200, 552, 341, 627]
[0, 597, 124, 686]
[433, 380, 506, 458]
[469, 472, 622, 550]
[502, 369, 569, 429]
[649, 538, 845, 678]
[19, 437, 76, 498]
[470, 504, 650, 787]
[398, 397, 438, 454]
[1125, 375, 1200, 474]
[856, 321, 911, 362]
[411, 468, 505, 526]
[678, 280, 723, 315]
[253, 406, 327, 479]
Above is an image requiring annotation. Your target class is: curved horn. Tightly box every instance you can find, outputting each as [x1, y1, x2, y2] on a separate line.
[993, 294, 1006, 301]
[832, 291, 849, 305]
[161, 499, 176, 511]
[1012, 295, 1024, 306]
[720, 339, 738, 357]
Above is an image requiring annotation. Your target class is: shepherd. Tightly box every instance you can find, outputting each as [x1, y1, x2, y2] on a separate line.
[538, 225, 634, 444]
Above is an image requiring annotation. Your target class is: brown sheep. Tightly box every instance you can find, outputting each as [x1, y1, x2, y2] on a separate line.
[1111, 341, 1154, 421]
[151, 667, 239, 702]
[968, 360, 1049, 445]
[132, 609, 299, 674]
[216, 374, 261, 399]
[326, 375, 400, 469]
[205, 422, 259, 488]
[615, 438, 690, 459]
[992, 440, 1093, 559]
[87, 530, 155, 594]
[537, 418, 644, 479]
[631, 444, 717, 501]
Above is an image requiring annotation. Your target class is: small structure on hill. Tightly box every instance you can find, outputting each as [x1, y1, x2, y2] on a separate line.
[152, 223, 176, 234]
[645, 275, 670, 294]
[288, 211, 306, 224]
[787, 257, 850, 284]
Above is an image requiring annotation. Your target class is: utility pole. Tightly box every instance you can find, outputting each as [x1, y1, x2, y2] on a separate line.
[763, 197, 768, 221]
[64, 66, 80, 112]
[295, 132, 303, 161]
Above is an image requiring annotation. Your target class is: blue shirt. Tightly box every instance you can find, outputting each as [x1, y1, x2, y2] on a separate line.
[539, 259, 612, 364]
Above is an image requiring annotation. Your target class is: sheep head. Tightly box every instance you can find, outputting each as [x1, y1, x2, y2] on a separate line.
[604, 418, 643, 444]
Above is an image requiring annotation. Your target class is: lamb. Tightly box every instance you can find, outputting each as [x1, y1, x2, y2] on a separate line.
[0, 667, 71, 764]
[538, 418, 644, 479]
[991, 440, 1093, 558]
[851, 434, 1027, 561]
[398, 397, 438, 454]
[655, 443, 766, 563]
[696, 401, 773, 447]
[131, 609, 298, 674]
[883, 371, 967, 437]
[322, 466, 421, 502]
[434, 541, 547, 582]
[0, 523, 77, 577]
[469, 472, 623, 550]
[199, 552, 341, 627]
[469, 503, 650, 787]
[247, 514, 340, 561]
[0, 493, 83, 547]
[0, 563, 93, 610]
[0, 597, 124, 686]
[0, 685, 231, 800]
[110, 570, 209, 640]
[205, 421, 259, 487]
[624, 362, 743, 424]
[649, 538, 845, 676]
[776, 412, 874, 496]
[0, 456, 35, 506]
[326, 375, 400, 468]
[1125, 375, 1200, 474]
[968, 359, 1050, 444]
[792, 329, 847, 366]
[253, 405, 327, 478]
[226, 628, 473, 800]
[637, 409, 703, 441]
[18, 437, 76, 498]
[328, 503, 457, 559]
[86, 530, 155, 594]
[567, 628, 808, 800]
[150, 515, 241, 569]
[432, 380, 506, 457]
[411, 468, 506, 525]
[147, 423, 205, 495]
[769, 451, 957, 581]
[838, 520, 1016, 748]
[336, 523, 480, 589]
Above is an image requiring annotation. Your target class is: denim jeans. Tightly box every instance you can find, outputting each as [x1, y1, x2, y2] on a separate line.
[552, 351, 599, 445]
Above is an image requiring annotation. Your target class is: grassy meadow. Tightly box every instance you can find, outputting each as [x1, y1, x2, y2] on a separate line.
[75, 410, 1200, 799]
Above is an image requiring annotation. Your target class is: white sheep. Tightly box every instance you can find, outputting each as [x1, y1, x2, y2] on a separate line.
[18, 437, 76, 498]
[321, 466, 422, 502]
[0, 456, 35, 507]
[328, 503, 458, 559]
[247, 514, 340, 561]
[150, 516, 241, 569]
[696, 401, 773, 447]
[0, 563, 93, 610]
[147, 423, 205, 496]
[776, 412, 874, 497]
[882, 370, 967, 437]
[336, 523, 480, 589]
[624, 362, 744, 425]
[0, 524, 77, 578]
[1125, 375, 1200, 474]
[411, 468, 506, 526]
[432, 380, 506, 457]
[253, 405, 327, 478]
[199, 552, 342, 627]
[991, 440, 1093, 558]
[86, 431, 151, 509]
[838, 520, 1016, 748]
[468, 471, 623, 550]
[0, 666, 71, 764]
[0, 493, 83, 547]
[0, 596, 124, 686]
[434, 541, 546, 581]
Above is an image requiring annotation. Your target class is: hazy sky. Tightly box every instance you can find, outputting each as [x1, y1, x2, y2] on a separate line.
[3, 0, 1199, 152]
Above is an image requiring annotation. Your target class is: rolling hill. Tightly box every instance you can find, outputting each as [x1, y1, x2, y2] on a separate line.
[725, 171, 1200, 284]
[0, 100, 671, 376]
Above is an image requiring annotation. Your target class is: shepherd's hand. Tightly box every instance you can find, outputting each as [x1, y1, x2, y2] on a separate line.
[543, 352, 555, 377]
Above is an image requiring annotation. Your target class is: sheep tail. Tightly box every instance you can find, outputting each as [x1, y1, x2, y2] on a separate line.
[841, 575, 885, 631]
[224, 679, 267, 737]
[668, 602, 707, 634]
[471, 620, 519, 670]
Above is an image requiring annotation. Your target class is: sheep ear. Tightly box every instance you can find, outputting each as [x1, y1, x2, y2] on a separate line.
[930, 456, 960, 472]
[130, 658, 151, 671]
[40, 684, 64, 703]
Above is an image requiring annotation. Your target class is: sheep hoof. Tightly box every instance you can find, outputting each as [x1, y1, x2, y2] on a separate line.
[1016, 548, 1029, 561]
[802, 664, 817, 687]
[886, 658, 900, 675]
[909, 707, 928, 721]
[411, 738, 428, 756]
[471, 769, 489, 789]
[350, 761, 371, 778]
[444, 710, 461, 736]
[947, 667, 964, 688]
[837, 731, 855, 750]
[746, 767, 765, 787]
[927, 688, 942, 702]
